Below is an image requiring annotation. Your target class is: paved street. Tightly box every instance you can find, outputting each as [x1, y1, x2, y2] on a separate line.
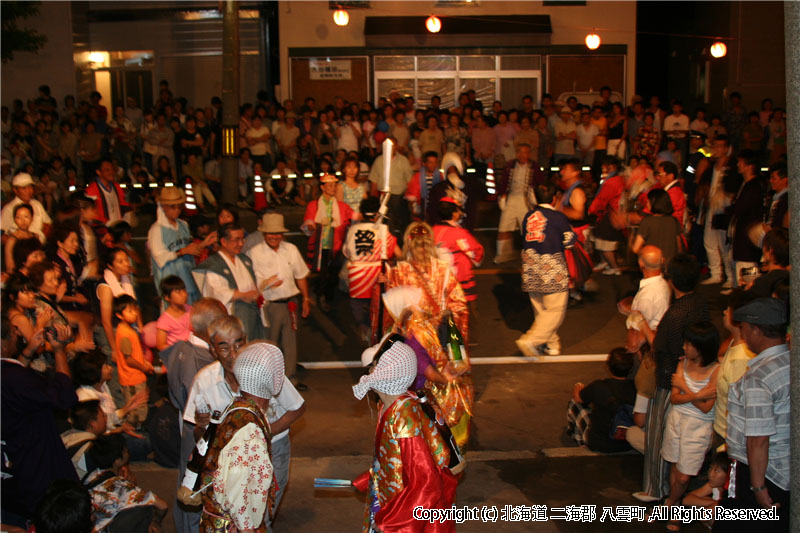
[130, 203, 725, 532]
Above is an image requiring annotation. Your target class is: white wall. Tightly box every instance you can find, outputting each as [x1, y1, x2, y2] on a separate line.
[276, 0, 637, 103]
[1, 2, 76, 108]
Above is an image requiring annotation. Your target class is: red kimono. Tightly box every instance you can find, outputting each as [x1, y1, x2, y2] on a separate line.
[432, 222, 484, 302]
[353, 394, 457, 533]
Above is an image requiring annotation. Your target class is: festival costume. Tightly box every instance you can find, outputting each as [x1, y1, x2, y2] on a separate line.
[432, 222, 484, 302]
[352, 394, 457, 533]
[387, 260, 473, 446]
[200, 396, 276, 533]
[560, 181, 594, 289]
[148, 206, 201, 303]
[303, 196, 353, 269]
[85, 179, 129, 224]
[343, 221, 397, 299]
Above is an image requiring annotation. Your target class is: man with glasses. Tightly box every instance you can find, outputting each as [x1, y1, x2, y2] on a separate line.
[655, 161, 686, 226]
[195, 222, 263, 341]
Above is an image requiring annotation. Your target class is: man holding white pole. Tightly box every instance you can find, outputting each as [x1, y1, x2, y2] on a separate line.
[368, 136, 413, 237]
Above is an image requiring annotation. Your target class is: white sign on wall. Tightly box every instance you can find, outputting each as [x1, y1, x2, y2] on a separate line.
[309, 58, 352, 80]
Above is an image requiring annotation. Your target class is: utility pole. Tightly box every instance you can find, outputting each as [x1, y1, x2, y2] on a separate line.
[221, 0, 240, 204]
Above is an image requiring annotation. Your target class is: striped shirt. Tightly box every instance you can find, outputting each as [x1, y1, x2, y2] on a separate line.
[725, 344, 790, 491]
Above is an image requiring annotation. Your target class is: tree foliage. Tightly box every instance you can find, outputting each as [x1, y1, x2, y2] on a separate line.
[2, 1, 48, 63]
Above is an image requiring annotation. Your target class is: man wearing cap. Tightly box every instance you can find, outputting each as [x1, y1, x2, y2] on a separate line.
[248, 213, 312, 389]
[342, 197, 400, 343]
[198, 342, 285, 532]
[85, 157, 129, 224]
[352, 338, 457, 532]
[716, 298, 790, 532]
[0, 172, 50, 242]
[494, 143, 546, 264]
[148, 187, 213, 304]
[302, 174, 353, 311]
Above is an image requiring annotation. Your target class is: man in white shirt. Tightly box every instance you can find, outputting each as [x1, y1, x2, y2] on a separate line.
[195, 222, 263, 341]
[0, 172, 51, 241]
[185, 319, 305, 529]
[626, 245, 671, 330]
[247, 213, 311, 391]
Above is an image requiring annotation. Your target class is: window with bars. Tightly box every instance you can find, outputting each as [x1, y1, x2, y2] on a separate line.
[373, 55, 541, 110]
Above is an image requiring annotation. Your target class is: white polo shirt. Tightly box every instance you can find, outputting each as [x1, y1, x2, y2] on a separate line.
[184, 360, 304, 442]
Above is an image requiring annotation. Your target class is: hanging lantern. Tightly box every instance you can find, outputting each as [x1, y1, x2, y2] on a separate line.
[585, 32, 601, 50]
[333, 8, 349, 26]
[710, 41, 727, 58]
[426, 15, 442, 33]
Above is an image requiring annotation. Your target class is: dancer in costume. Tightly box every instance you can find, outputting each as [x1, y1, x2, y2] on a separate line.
[198, 343, 283, 532]
[352, 339, 457, 533]
[385, 221, 473, 447]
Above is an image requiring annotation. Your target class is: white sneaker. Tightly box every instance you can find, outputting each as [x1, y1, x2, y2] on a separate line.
[603, 267, 622, 276]
[701, 277, 723, 285]
[593, 260, 609, 272]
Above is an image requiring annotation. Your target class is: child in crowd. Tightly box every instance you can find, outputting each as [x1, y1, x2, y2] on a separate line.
[61, 399, 107, 479]
[661, 321, 720, 531]
[113, 294, 154, 427]
[108, 220, 143, 271]
[189, 213, 216, 265]
[682, 452, 731, 525]
[569, 347, 636, 453]
[155, 275, 191, 351]
[84, 434, 168, 531]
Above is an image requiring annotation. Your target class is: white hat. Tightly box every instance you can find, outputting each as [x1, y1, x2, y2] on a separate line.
[233, 343, 285, 399]
[258, 212, 289, 233]
[352, 340, 416, 400]
[12, 173, 34, 187]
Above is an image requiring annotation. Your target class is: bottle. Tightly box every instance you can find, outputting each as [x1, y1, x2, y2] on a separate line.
[180, 405, 221, 493]
[445, 314, 468, 366]
[416, 390, 466, 475]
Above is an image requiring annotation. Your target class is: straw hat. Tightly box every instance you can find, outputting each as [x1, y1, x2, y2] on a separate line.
[257, 212, 289, 233]
[158, 186, 186, 205]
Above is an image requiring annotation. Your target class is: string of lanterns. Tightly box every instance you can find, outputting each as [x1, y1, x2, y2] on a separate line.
[330, 8, 728, 58]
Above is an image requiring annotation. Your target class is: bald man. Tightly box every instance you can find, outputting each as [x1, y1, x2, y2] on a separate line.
[627, 245, 671, 331]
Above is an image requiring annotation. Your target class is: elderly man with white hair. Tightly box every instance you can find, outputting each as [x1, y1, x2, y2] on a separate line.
[198, 342, 286, 532]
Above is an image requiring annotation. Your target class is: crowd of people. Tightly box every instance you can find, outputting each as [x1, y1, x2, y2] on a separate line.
[0, 77, 791, 533]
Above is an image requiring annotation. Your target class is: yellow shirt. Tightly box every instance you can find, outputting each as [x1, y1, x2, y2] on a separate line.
[713, 342, 755, 438]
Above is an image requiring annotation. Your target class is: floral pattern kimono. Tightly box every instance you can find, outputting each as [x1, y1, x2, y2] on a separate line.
[387, 258, 473, 447]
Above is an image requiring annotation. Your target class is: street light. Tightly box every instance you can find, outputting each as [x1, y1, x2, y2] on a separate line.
[585, 32, 601, 50]
[333, 8, 349, 26]
[426, 15, 442, 33]
[710, 41, 727, 58]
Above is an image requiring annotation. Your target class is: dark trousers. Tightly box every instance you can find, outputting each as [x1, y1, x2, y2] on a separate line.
[713, 460, 789, 533]
[316, 249, 342, 304]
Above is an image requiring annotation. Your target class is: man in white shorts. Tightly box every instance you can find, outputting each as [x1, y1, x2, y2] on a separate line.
[494, 143, 546, 263]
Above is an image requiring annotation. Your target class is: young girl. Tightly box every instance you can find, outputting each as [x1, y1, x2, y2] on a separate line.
[4, 203, 37, 272]
[155, 275, 192, 351]
[661, 321, 721, 532]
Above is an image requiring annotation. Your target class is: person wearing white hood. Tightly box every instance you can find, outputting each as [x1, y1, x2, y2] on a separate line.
[351, 338, 458, 533]
[147, 187, 216, 304]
